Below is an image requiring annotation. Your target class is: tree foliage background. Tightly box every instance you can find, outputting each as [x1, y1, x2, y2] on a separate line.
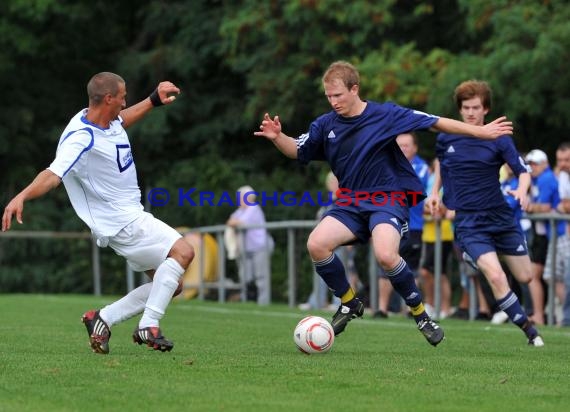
[1, 0, 569, 297]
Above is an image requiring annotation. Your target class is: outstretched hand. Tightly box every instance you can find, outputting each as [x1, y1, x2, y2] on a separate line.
[481, 116, 513, 139]
[254, 113, 282, 140]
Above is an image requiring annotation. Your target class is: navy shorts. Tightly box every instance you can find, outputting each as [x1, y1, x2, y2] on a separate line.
[324, 198, 409, 244]
[454, 204, 528, 262]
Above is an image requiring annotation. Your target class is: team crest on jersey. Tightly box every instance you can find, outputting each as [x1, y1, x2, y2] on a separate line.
[116, 144, 133, 172]
[327, 130, 336, 139]
[447, 145, 455, 153]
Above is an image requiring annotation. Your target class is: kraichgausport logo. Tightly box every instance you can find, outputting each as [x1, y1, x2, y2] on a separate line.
[146, 188, 424, 208]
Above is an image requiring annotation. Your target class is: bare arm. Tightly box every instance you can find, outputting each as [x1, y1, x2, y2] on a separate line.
[507, 172, 531, 211]
[2, 169, 61, 231]
[527, 202, 555, 213]
[557, 199, 570, 213]
[120, 81, 180, 128]
[226, 217, 242, 227]
[254, 113, 298, 159]
[425, 159, 443, 215]
[431, 116, 513, 139]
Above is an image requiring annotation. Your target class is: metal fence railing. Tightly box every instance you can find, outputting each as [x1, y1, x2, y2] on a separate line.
[0, 230, 101, 294]
[1, 213, 568, 326]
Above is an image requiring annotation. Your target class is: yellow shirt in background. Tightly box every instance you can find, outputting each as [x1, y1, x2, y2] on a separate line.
[422, 216, 454, 242]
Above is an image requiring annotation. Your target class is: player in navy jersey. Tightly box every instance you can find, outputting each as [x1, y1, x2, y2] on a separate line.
[376, 132, 429, 318]
[427, 80, 544, 346]
[254, 61, 513, 346]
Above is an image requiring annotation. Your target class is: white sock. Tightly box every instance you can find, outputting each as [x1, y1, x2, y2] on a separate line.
[99, 283, 153, 327]
[139, 258, 185, 329]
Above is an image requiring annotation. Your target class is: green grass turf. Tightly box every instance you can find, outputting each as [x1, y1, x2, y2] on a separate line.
[0, 294, 568, 412]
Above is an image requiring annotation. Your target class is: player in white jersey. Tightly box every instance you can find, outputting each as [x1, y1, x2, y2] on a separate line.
[2, 72, 194, 354]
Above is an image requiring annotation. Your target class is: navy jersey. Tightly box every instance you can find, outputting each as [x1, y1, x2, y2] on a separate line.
[436, 134, 527, 211]
[297, 101, 438, 201]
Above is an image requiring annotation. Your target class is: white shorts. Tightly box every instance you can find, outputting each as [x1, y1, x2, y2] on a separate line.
[543, 235, 570, 282]
[107, 212, 182, 272]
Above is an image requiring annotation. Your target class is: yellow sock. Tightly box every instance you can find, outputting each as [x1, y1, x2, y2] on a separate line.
[340, 288, 355, 304]
[410, 302, 425, 316]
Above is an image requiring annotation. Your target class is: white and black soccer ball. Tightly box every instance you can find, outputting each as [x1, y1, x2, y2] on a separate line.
[293, 316, 335, 354]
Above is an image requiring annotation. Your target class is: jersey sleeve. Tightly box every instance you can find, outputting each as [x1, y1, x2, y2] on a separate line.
[47, 128, 94, 178]
[389, 103, 439, 135]
[296, 118, 326, 165]
[497, 136, 528, 176]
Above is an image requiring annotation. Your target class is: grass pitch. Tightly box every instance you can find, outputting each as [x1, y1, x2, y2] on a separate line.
[0, 294, 567, 412]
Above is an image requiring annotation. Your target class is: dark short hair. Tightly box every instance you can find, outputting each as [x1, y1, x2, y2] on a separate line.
[558, 141, 570, 151]
[87, 72, 125, 105]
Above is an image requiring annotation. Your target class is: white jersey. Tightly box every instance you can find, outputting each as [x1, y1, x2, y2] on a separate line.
[48, 109, 143, 240]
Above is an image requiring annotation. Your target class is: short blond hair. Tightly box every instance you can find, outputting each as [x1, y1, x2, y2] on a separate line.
[322, 61, 360, 90]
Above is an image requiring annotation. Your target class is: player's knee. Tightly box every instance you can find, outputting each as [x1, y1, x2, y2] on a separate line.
[419, 267, 432, 280]
[171, 239, 195, 269]
[306, 235, 330, 260]
[180, 244, 195, 268]
[517, 268, 533, 284]
[376, 249, 400, 269]
[485, 270, 506, 289]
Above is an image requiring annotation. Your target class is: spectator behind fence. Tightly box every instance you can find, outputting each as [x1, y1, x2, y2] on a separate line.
[539, 149, 569, 326]
[376, 133, 429, 318]
[255, 60, 513, 346]
[542, 143, 570, 325]
[2, 72, 192, 354]
[226, 186, 274, 305]
[525, 149, 565, 325]
[555, 142, 570, 326]
[428, 79, 543, 346]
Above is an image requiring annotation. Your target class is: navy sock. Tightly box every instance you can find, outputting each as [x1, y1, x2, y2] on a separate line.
[386, 258, 427, 322]
[314, 253, 351, 302]
[497, 291, 538, 338]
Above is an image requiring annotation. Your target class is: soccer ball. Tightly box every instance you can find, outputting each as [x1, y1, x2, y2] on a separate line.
[293, 316, 335, 354]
